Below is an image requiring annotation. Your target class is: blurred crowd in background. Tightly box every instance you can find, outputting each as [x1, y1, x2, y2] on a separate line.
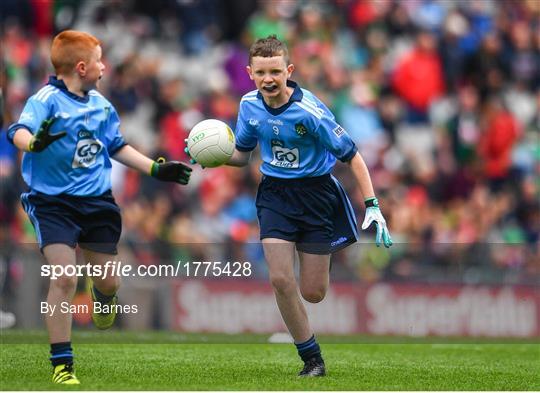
[1, 0, 539, 292]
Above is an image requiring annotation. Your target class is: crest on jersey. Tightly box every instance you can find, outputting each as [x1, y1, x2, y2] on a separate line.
[295, 123, 307, 136]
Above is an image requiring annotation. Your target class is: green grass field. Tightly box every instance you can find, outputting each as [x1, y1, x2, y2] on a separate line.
[1, 330, 539, 390]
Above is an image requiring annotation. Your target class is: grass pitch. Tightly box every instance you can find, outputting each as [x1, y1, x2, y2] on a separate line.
[1, 330, 538, 390]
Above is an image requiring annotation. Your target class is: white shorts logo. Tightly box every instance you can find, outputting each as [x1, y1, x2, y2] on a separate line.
[270, 146, 299, 168]
[72, 138, 104, 168]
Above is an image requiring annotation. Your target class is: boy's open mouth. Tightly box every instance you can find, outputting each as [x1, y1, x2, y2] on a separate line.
[262, 85, 277, 92]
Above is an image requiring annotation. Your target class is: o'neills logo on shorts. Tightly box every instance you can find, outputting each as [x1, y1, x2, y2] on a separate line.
[331, 237, 347, 247]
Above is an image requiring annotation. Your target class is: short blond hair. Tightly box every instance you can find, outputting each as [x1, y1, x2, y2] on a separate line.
[51, 30, 100, 75]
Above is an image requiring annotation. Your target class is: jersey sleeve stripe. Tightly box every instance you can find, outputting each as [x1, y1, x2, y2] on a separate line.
[240, 97, 258, 102]
[34, 86, 54, 101]
[40, 89, 59, 102]
[302, 96, 318, 108]
[295, 102, 322, 119]
[241, 92, 258, 99]
[299, 98, 321, 113]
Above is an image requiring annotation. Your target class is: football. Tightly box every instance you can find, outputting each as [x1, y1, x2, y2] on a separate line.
[187, 119, 235, 168]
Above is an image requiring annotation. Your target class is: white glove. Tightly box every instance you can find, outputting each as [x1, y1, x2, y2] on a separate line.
[361, 198, 393, 248]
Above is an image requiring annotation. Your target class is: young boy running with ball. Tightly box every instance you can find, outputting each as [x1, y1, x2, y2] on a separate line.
[189, 35, 392, 376]
[8, 30, 192, 384]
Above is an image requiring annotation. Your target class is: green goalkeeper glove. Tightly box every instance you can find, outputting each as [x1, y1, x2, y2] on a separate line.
[361, 197, 393, 248]
[28, 118, 67, 152]
[151, 157, 192, 185]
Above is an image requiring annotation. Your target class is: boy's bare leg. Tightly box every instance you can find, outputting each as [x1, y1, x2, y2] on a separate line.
[262, 238, 312, 343]
[43, 244, 81, 383]
[82, 249, 120, 295]
[298, 252, 330, 304]
[42, 244, 77, 344]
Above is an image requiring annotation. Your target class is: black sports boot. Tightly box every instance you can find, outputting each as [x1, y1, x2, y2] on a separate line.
[298, 356, 326, 377]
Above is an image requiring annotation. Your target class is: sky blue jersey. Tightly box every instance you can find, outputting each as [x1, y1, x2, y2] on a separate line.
[8, 76, 126, 196]
[235, 81, 357, 179]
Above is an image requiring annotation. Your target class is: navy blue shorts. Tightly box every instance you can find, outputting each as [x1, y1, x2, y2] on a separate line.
[256, 174, 358, 255]
[20, 190, 122, 254]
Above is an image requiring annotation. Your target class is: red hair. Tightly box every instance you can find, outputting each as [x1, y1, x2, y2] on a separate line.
[51, 30, 100, 75]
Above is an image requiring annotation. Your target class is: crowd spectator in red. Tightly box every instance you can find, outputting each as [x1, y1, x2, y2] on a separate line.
[478, 98, 521, 190]
[392, 30, 445, 121]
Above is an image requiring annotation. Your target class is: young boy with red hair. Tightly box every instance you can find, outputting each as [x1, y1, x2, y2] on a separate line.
[8, 30, 192, 384]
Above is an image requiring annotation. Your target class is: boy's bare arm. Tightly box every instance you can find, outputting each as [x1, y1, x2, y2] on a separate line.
[226, 149, 251, 167]
[12, 128, 33, 152]
[347, 151, 392, 247]
[347, 152, 375, 200]
[113, 145, 192, 185]
[112, 145, 155, 174]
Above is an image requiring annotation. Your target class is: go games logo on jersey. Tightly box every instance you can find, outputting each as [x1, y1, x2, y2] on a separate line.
[72, 130, 104, 168]
[270, 139, 299, 169]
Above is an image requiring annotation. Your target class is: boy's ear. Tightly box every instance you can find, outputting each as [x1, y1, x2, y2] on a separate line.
[75, 61, 86, 76]
[246, 66, 253, 80]
[286, 63, 295, 78]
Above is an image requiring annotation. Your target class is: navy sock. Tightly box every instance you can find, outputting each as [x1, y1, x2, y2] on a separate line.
[50, 342, 73, 367]
[294, 335, 322, 362]
[92, 285, 114, 304]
